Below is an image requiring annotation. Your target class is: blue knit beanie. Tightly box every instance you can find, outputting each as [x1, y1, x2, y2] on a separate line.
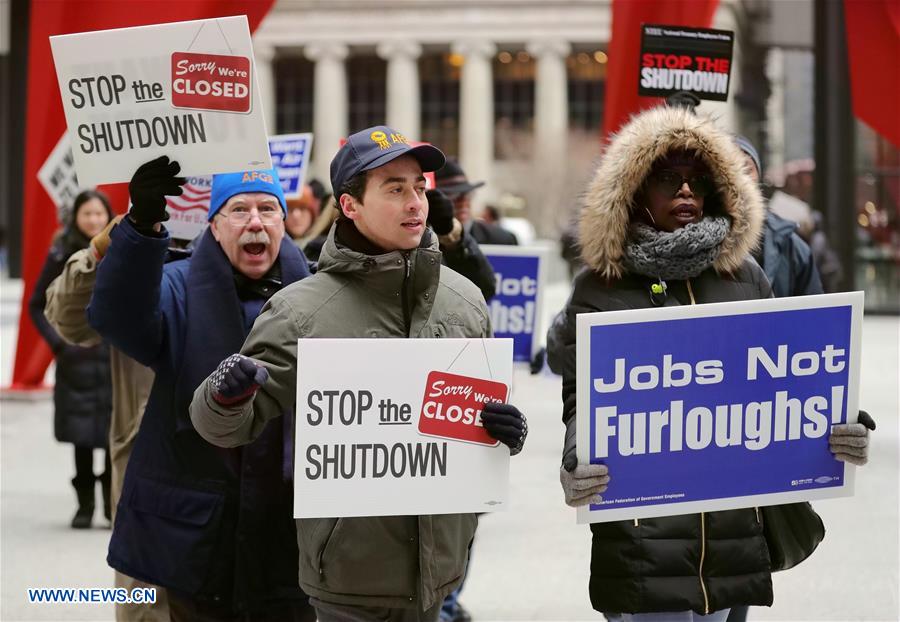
[208, 169, 286, 221]
[733, 135, 762, 178]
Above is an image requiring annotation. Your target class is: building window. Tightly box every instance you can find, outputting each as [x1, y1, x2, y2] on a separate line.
[275, 55, 314, 133]
[567, 49, 607, 132]
[494, 50, 535, 159]
[420, 53, 460, 156]
[347, 55, 386, 133]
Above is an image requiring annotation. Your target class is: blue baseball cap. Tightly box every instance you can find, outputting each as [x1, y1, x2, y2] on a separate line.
[330, 126, 445, 194]
[208, 168, 287, 221]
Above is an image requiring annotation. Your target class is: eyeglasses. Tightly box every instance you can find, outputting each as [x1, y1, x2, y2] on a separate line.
[219, 205, 283, 226]
[647, 170, 715, 198]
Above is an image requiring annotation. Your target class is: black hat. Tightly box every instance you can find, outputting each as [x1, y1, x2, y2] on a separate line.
[330, 125, 445, 193]
[435, 158, 485, 197]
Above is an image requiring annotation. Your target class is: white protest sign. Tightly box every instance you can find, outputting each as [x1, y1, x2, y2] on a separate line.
[294, 338, 514, 518]
[50, 16, 272, 187]
[37, 132, 82, 217]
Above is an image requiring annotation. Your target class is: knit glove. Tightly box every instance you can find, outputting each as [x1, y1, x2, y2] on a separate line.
[128, 156, 185, 228]
[426, 189, 455, 235]
[210, 354, 269, 406]
[829, 410, 876, 466]
[481, 402, 527, 456]
[90, 214, 124, 260]
[560, 417, 610, 507]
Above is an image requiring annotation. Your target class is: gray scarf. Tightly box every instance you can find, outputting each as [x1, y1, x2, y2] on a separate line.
[622, 216, 730, 280]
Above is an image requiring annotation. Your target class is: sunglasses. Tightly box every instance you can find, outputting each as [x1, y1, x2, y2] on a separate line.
[647, 170, 715, 198]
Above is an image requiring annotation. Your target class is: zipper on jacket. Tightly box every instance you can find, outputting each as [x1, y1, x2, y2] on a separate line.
[755, 506, 761, 523]
[699, 512, 710, 614]
[401, 253, 412, 334]
[633, 518, 639, 527]
[686, 279, 697, 305]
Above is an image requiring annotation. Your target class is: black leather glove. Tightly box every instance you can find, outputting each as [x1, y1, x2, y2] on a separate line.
[425, 189, 455, 235]
[128, 156, 185, 228]
[481, 402, 527, 456]
[210, 354, 269, 406]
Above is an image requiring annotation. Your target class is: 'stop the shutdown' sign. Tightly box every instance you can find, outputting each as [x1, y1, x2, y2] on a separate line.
[49, 16, 272, 186]
[576, 293, 863, 524]
[638, 24, 734, 102]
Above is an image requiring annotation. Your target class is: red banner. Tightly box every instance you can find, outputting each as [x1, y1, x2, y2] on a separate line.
[844, 0, 900, 148]
[602, 0, 720, 140]
[11, 0, 274, 389]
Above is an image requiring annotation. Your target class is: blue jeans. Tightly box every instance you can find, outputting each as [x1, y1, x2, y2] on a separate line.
[605, 611, 731, 622]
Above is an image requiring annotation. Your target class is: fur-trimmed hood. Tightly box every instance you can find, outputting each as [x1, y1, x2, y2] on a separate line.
[579, 106, 765, 279]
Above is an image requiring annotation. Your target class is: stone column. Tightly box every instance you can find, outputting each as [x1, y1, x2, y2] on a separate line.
[526, 40, 571, 235]
[452, 40, 496, 194]
[253, 43, 277, 135]
[376, 41, 422, 139]
[305, 43, 349, 188]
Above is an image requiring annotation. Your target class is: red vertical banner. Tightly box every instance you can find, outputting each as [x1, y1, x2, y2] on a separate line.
[844, 0, 900, 148]
[10, 1, 275, 389]
[602, 0, 720, 140]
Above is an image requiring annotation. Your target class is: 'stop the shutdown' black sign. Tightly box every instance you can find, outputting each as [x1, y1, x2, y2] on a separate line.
[639, 24, 734, 102]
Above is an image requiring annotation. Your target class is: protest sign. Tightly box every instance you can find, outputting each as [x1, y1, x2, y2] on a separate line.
[481, 245, 548, 362]
[164, 175, 210, 241]
[269, 133, 313, 199]
[638, 24, 734, 102]
[49, 16, 272, 187]
[576, 293, 863, 524]
[37, 133, 82, 219]
[294, 338, 513, 518]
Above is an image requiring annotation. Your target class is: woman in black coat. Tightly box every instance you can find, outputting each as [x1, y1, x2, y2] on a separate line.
[548, 107, 869, 620]
[29, 190, 114, 529]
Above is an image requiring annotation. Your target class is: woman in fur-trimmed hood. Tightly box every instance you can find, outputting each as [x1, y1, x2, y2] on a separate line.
[547, 106, 775, 618]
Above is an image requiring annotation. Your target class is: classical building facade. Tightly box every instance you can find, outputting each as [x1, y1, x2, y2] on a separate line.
[251, 0, 745, 234]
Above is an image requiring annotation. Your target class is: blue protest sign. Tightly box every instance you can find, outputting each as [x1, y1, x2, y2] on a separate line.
[481, 245, 547, 363]
[575, 293, 863, 524]
[268, 133, 313, 199]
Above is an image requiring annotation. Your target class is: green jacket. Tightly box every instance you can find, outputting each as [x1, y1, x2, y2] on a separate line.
[190, 223, 491, 609]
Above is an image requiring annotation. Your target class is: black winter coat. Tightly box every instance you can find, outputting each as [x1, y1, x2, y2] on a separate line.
[548, 263, 775, 614]
[549, 107, 778, 615]
[29, 231, 111, 448]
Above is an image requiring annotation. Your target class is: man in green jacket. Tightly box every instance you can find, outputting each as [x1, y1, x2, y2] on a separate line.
[190, 126, 528, 620]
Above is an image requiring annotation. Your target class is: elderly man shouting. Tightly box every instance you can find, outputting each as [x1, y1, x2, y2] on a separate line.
[88, 156, 315, 621]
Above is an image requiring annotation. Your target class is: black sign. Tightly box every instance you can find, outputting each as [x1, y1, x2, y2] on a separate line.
[638, 24, 734, 102]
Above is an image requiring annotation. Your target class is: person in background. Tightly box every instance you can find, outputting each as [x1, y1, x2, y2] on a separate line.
[426, 187, 496, 301]
[285, 184, 321, 247]
[29, 189, 114, 529]
[44, 213, 176, 620]
[733, 136, 824, 298]
[435, 159, 518, 245]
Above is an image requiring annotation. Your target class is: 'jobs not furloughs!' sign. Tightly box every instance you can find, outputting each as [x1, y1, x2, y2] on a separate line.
[576, 294, 864, 524]
[638, 24, 734, 102]
[49, 16, 272, 186]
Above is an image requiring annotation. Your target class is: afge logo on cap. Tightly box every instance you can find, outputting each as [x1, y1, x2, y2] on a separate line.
[370, 130, 410, 151]
[242, 171, 274, 184]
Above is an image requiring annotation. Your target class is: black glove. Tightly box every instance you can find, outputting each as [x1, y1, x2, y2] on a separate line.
[425, 189, 455, 235]
[210, 354, 269, 406]
[481, 402, 527, 456]
[128, 156, 185, 228]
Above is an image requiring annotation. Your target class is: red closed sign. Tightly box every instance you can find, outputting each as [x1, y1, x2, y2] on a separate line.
[171, 52, 251, 113]
[418, 371, 508, 446]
